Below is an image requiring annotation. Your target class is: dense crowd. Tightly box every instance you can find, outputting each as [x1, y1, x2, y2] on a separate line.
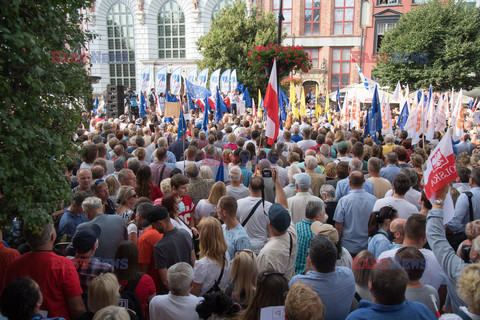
[1, 104, 480, 320]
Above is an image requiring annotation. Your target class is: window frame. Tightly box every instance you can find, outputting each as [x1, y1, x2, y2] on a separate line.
[330, 47, 351, 91]
[158, 0, 186, 59]
[304, 0, 321, 35]
[333, 0, 355, 35]
[273, 0, 292, 35]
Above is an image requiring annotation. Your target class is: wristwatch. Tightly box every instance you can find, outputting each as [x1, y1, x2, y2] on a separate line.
[434, 199, 445, 205]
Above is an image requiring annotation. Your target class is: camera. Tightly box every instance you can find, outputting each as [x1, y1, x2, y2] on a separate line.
[460, 245, 472, 263]
[261, 168, 272, 178]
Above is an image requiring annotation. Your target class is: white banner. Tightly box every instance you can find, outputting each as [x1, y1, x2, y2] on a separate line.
[170, 66, 182, 96]
[210, 68, 221, 94]
[155, 66, 167, 94]
[140, 65, 152, 93]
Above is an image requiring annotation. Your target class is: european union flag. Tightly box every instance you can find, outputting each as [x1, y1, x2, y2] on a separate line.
[177, 110, 187, 141]
[397, 101, 409, 130]
[236, 84, 244, 92]
[166, 92, 179, 102]
[279, 87, 288, 121]
[215, 90, 228, 124]
[202, 97, 209, 131]
[215, 159, 224, 182]
[243, 87, 252, 108]
[365, 85, 382, 142]
[336, 83, 341, 112]
[185, 79, 211, 100]
[140, 92, 146, 118]
[93, 96, 98, 114]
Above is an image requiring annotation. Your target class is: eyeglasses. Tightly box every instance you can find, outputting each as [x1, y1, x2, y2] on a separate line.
[129, 193, 138, 199]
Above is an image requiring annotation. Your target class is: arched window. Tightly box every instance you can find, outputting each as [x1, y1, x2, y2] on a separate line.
[212, 0, 233, 20]
[158, 0, 186, 59]
[107, 2, 136, 89]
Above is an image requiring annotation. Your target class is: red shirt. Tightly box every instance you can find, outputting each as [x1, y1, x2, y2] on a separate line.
[138, 228, 163, 294]
[150, 184, 163, 202]
[179, 195, 194, 227]
[119, 274, 155, 317]
[0, 242, 20, 292]
[5, 251, 83, 320]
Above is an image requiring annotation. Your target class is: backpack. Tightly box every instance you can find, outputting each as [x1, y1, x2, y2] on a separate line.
[119, 274, 145, 320]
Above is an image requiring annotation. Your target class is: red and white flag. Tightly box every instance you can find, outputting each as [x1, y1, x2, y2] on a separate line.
[264, 59, 279, 145]
[424, 130, 458, 199]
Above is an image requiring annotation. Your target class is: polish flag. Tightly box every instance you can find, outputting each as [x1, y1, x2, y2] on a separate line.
[196, 99, 205, 112]
[264, 59, 279, 145]
[424, 130, 457, 199]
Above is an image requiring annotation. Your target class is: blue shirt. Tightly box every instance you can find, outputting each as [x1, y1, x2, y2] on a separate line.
[335, 177, 375, 200]
[379, 164, 402, 185]
[333, 189, 377, 254]
[290, 268, 355, 320]
[367, 228, 392, 258]
[447, 186, 480, 233]
[239, 165, 253, 187]
[294, 219, 315, 274]
[346, 299, 437, 320]
[222, 223, 251, 259]
[291, 134, 303, 143]
[59, 210, 88, 239]
[149, 150, 177, 164]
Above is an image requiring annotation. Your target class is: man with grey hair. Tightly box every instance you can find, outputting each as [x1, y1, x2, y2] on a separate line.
[258, 159, 276, 203]
[367, 157, 392, 199]
[320, 144, 335, 164]
[185, 163, 213, 206]
[284, 165, 314, 198]
[5, 223, 86, 319]
[380, 151, 401, 185]
[69, 196, 127, 260]
[304, 155, 326, 197]
[59, 190, 89, 239]
[127, 157, 141, 175]
[288, 173, 324, 224]
[294, 201, 327, 274]
[320, 184, 338, 226]
[226, 166, 250, 200]
[335, 158, 375, 199]
[384, 167, 422, 211]
[118, 168, 136, 188]
[149, 262, 203, 320]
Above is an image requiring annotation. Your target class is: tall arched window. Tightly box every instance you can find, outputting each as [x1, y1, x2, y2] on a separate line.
[158, 0, 185, 59]
[212, 0, 233, 20]
[107, 2, 136, 89]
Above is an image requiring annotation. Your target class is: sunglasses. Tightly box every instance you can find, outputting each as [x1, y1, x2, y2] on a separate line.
[129, 193, 138, 199]
[235, 249, 255, 259]
[94, 179, 104, 185]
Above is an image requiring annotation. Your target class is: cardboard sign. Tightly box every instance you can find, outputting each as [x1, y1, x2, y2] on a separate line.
[237, 100, 246, 115]
[165, 102, 181, 118]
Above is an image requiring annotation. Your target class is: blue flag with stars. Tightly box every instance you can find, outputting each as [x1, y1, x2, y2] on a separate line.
[243, 87, 252, 108]
[140, 92, 146, 118]
[177, 110, 187, 141]
[93, 96, 98, 114]
[215, 90, 228, 124]
[215, 159, 225, 182]
[397, 100, 409, 130]
[202, 97, 209, 131]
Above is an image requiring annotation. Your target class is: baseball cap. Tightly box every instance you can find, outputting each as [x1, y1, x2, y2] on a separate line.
[337, 141, 348, 153]
[293, 173, 311, 189]
[72, 224, 101, 254]
[268, 203, 291, 233]
[141, 206, 169, 228]
[310, 221, 339, 244]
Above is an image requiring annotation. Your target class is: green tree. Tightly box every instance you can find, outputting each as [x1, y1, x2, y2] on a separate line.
[0, 0, 94, 228]
[372, 0, 480, 91]
[196, 0, 280, 93]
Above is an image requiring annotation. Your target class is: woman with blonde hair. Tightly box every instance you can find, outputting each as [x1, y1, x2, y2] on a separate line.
[92, 306, 130, 320]
[200, 166, 213, 180]
[333, 130, 345, 143]
[116, 186, 137, 224]
[105, 176, 120, 200]
[225, 250, 258, 308]
[191, 216, 230, 296]
[193, 181, 227, 226]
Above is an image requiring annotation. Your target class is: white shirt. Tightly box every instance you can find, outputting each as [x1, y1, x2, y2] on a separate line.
[193, 255, 231, 296]
[373, 197, 419, 219]
[287, 192, 324, 224]
[193, 200, 216, 219]
[171, 217, 193, 238]
[175, 160, 198, 174]
[385, 188, 422, 211]
[297, 139, 317, 153]
[149, 293, 203, 320]
[334, 156, 352, 164]
[257, 224, 297, 281]
[236, 196, 272, 254]
[378, 247, 447, 290]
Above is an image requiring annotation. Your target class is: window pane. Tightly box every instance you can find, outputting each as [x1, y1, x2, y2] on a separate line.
[285, 24, 291, 34]
[342, 49, 350, 60]
[305, 0, 311, 8]
[335, 0, 344, 6]
[345, 0, 354, 6]
[334, 23, 343, 35]
[312, 23, 319, 34]
[312, 49, 319, 58]
[313, 9, 320, 21]
[284, 0, 292, 8]
[334, 9, 343, 21]
[314, 0, 321, 7]
[332, 62, 341, 73]
[345, 8, 354, 20]
[331, 74, 340, 85]
[304, 24, 311, 35]
[274, 0, 280, 9]
[341, 62, 349, 73]
[305, 9, 312, 21]
[341, 74, 350, 86]
[344, 22, 353, 34]
[159, 0, 186, 59]
[333, 49, 341, 60]
[284, 11, 291, 22]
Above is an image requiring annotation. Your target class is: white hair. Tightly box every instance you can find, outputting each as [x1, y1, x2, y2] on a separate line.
[168, 262, 194, 295]
[320, 184, 335, 199]
[305, 156, 318, 170]
[157, 137, 168, 148]
[228, 166, 243, 182]
[82, 196, 103, 212]
[287, 165, 302, 184]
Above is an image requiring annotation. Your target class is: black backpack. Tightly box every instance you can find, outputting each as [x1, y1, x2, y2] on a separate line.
[119, 274, 145, 320]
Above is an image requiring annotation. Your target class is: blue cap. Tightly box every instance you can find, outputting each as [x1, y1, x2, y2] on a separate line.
[268, 203, 291, 232]
[72, 224, 101, 254]
[293, 173, 311, 189]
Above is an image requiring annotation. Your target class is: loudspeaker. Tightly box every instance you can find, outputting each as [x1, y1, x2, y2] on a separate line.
[105, 85, 124, 118]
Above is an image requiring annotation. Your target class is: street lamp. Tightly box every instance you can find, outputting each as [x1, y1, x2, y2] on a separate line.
[277, 0, 284, 45]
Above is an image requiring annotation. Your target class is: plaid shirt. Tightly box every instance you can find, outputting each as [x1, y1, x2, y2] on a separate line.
[70, 256, 113, 305]
[150, 161, 174, 186]
[196, 139, 208, 149]
[294, 219, 315, 275]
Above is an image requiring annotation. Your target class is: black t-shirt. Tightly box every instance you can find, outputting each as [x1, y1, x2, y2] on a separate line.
[153, 228, 193, 270]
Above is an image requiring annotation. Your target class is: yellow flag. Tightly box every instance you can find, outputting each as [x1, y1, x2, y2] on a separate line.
[290, 81, 298, 119]
[300, 87, 306, 116]
[315, 84, 322, 119]
[325, 91, 331, 124]
[258, 89, 263, 118]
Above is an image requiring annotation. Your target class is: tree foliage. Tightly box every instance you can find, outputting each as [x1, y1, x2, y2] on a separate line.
[0, 0, 94, 228]
[372, 0, 480, 90]
[196, 0, 280, 93]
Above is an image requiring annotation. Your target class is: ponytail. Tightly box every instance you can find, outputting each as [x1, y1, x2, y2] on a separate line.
[368, 206, 397, 237]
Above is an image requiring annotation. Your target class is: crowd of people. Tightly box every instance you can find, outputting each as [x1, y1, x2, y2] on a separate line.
[1, 104, 480, 320]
